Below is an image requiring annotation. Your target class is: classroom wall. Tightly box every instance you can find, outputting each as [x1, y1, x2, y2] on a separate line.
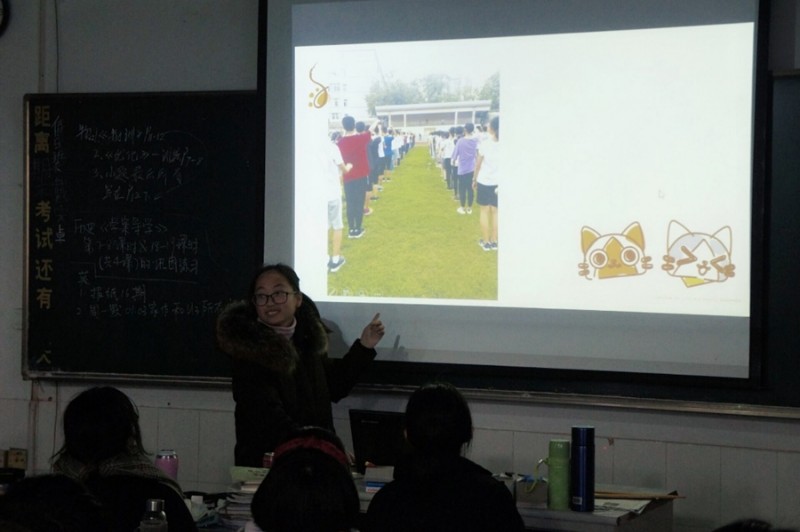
[770, 0, 800, 68]
[1, 2, 799, 531]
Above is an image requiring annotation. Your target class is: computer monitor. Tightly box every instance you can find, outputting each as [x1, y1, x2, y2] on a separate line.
[348, 409, 409, 474]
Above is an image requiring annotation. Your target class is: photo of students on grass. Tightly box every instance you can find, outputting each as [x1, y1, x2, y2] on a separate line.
[296, 42, 501, 302]
[326, 116, 499, 301]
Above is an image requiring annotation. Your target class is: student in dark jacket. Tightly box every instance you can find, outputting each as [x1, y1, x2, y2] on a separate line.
[51, 386, 197, 532]
[364, 382, 525, 532]
[0, 474, 108, 532]
[216, 262, 385, 467]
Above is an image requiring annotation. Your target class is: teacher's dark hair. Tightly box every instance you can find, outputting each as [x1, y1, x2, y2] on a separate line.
[248, 263, 301, 296]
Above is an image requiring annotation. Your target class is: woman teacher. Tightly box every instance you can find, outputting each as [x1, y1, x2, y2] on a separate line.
[216, 263, 385, 467]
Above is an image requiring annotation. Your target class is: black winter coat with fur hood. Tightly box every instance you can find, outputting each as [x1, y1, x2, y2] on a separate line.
[216, 297, 376, 467]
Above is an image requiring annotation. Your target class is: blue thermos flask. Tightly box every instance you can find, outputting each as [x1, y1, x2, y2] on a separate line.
[570, 425, 595, 512]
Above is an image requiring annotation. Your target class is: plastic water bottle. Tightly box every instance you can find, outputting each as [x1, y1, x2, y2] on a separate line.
[138, 498, 168, 531]
[154, 449, 179, 479]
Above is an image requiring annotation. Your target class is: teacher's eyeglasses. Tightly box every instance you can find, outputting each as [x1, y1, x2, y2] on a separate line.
[252, 291, 295, 306]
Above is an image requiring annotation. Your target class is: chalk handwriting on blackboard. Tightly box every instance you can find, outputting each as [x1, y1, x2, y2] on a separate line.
[69, 123, 207, 202]
[30, 107, 222, 322]
[25, 92, 261, 380]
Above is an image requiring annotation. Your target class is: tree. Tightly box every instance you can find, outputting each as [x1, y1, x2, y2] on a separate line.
[419, 74, 449, 103]
[365, 80, 423, 116]
[479, 72, 500, 111]
[364, 72, 500, 115]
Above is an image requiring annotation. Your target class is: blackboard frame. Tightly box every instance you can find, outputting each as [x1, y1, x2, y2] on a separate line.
[258, 1, 800, 417]
[23, 91, 264, 384]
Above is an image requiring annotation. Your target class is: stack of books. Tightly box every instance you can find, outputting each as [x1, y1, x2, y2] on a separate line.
[363, 465, 394, 494]
[218, 481, 261, 529]
[216, 466, 269, 529]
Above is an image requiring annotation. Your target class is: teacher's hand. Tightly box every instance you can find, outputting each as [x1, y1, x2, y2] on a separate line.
[359, 313, 385, 349]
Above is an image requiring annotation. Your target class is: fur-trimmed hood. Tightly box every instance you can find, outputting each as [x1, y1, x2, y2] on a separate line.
[215, 297, 329, 374]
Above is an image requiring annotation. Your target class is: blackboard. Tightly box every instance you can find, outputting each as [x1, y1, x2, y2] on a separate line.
[24, 92, 263, 383]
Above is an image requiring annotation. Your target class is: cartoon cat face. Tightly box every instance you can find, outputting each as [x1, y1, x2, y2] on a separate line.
[579, 222, 652, 280]
[662, 220, 735, 287]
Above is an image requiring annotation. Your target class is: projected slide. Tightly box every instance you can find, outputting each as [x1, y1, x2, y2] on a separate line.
[295, 25, 752, 317]
[282, 0, 759, 378]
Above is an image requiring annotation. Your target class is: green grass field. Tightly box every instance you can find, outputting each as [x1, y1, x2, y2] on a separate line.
[328, 144, 497, 300]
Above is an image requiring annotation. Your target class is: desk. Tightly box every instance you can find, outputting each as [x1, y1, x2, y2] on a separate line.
[515, 483, 675, 532]
[357, 479, 674, 532]
[517, 498, 674, 532]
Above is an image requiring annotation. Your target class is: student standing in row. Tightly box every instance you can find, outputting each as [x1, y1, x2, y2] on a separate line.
[451, 122, 479, 214]
[325, 131, 351, 273]
[440, 129, 455, 192]
[474, 116, 500, 251]
[337, 116, 373, 239]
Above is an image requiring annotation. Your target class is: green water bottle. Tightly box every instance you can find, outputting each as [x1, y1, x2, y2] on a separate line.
[536, 439, 570, 510]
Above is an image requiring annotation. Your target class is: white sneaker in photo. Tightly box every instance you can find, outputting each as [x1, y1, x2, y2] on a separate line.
[328, 257, 346, 272]
[457, 207, 466, 215]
